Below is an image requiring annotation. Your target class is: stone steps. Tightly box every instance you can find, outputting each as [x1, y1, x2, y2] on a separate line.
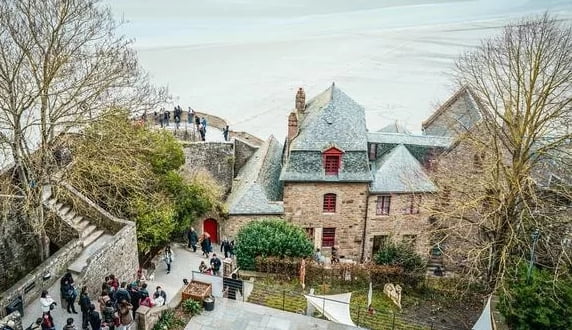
[68, 232, 113, 274]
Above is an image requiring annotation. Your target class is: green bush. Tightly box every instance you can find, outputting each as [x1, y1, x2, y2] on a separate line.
[152, 310, 184, 330]
[374, 242, 425, 272]
[235, 218, 313, 270]
[181, 299, 203, 315]
[499, 265, 572, 330]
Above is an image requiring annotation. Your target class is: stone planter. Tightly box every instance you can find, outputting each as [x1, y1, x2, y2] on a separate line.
[182, 280, 212, 302]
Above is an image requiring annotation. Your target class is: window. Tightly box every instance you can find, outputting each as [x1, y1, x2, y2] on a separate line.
[402, 235, 417, 248]
[305, 228, 315, 241]
[403, 195, 421, 214]
[368, 143, 377, 161]
[323, 147, 343, 175]
[372, 235, 388, 255]
[323, 194, 337, 213]
[322, 228, 336, 247]
[376, 195, 391, 215]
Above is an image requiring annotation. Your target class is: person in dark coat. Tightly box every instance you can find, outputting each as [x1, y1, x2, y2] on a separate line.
[194, 115, 200, 131]
[61, 280, 78, 314]
[223, 125, 230, 141]
[221, 238, 232, 258]
[88, 304, 101, 330]
[187, 227, 198, 252]
[78, 286, 91, 329]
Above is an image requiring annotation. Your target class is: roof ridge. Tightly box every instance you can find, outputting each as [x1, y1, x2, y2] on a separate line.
[422, 86, 470, 129]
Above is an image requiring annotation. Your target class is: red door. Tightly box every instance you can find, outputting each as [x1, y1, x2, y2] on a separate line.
[203, 218, 218, 243]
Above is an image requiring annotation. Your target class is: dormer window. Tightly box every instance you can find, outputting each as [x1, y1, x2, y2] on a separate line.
[323, 147, 343, 175]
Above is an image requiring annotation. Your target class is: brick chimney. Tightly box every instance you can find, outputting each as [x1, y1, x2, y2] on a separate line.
[288, 112, 298, 142]
[295, 87, 306, 113]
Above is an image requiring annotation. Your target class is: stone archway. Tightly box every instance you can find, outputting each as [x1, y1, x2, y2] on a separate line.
[203, 218, 219, 243]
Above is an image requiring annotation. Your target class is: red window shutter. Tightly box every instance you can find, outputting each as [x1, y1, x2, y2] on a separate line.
[323, 194, 336, 213]
[323, 147, 343, 175]
[322, 228, 336, 247]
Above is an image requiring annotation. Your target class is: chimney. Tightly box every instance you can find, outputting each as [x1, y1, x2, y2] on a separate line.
[288, 112, 298, 142]
[295, 87, 306, 113]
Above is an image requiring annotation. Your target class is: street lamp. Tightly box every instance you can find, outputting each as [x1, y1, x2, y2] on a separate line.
[527, 229, 540, 282]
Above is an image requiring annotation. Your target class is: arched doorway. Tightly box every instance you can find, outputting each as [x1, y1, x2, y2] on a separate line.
[203, 218, 218, 243]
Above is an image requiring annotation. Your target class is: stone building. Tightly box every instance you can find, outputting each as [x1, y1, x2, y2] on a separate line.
[221, 83, 455, 263]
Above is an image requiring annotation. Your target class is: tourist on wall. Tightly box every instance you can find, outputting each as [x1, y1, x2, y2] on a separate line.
[187, 227, 198, 252]
[163, 245, 175, 274]
[153, 286, 167, 306]
[223, 125, 230, 141]
[194, 115, 201, 131]
[78, 286, 91, 329]
[198, 124, 206, 141]
[210, 253, 222, 276]
[188, 107, 194, 124]
[39, 290, 56, 316]
[88, 304, 101, 330]
[117, 300, 133, 330]
[163, 109, 169, 126]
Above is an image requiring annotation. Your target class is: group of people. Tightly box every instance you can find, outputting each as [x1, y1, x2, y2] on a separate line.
[153, 106, 213, 141]
[313, 247, 340, 265]
[185, 227, 236, 277]
[30, 271, 167, 330]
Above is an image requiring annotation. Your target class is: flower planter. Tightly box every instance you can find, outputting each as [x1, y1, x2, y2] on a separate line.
[182, 280, 212, 302]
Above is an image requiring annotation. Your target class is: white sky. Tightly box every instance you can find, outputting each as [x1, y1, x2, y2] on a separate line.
[106, 0, 572, 139]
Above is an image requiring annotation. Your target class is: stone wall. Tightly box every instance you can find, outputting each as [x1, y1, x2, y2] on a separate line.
[0, 210, 41, 293]
[81, 223, 139, 300]
[0, 240, 83, 318]
[181, 142, 234, 195]
[364, 193, 433, 260]
[283, 182, 368, 261]
[223, 214, 283, 240]
[233, 139, 258, 176]
[0, 311, 23, 330]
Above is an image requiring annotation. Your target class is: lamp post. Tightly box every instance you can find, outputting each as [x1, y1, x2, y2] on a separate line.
[527, 229, 540, 282]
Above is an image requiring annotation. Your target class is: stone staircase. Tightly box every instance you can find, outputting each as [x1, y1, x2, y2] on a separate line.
[426, 254, 446, 277]
[42, 185, 111, 274]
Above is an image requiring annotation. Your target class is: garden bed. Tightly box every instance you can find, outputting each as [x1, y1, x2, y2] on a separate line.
[182, 280, 212, 302]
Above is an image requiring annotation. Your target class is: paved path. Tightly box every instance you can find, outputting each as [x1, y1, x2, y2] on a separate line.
[185, 298, 360, 330]
[21, 242, 215, 329]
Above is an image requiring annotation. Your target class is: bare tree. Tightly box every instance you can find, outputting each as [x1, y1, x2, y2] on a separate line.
[0, 0, 166, 260]
[431, 14, 572, 290]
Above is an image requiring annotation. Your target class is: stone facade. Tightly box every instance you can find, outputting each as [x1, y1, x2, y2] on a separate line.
[0, 240, 83, 318]
[223, 214, 283, 240]
[0, 211, 41, 292]
[283, 182, 368, 260]
[233, 138, 259, 176]
[0, 311, 23, 330]
[182, 142, 234, 195]
[81, 223, 139, 300]
[364, 193, 434, 260]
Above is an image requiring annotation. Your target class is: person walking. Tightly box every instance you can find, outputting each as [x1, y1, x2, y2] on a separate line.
[187, 107, 194, 124]
[78, 286, 91, 330]
[209, 253, 222, 276]
[194, 115, 200, 132]
[163, 109, 169, 126]
[221, 238, 232, 259]
[187, 227, 198, 252]
[61, 280, 78, 314]
[163, 245, 174, 274]
[39, 290, 56, 316]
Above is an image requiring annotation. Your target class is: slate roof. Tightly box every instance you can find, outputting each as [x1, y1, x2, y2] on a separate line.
[290, 83, 368, 152]
[422, 87, 483, 137]
[370, 144, 437, 193]
[377, 122, 412, 135]
[367, 132, 452, 148]
[226, 136, 284, 215]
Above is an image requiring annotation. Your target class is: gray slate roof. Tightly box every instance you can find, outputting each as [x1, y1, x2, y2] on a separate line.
[422, 87, 482, 137]
[290, 84, 368, 152]
[370, 144, 437, 193]
[377, 122, 412, 135]
[226, 136, 284, 215]
[367, 132, 452, 148]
